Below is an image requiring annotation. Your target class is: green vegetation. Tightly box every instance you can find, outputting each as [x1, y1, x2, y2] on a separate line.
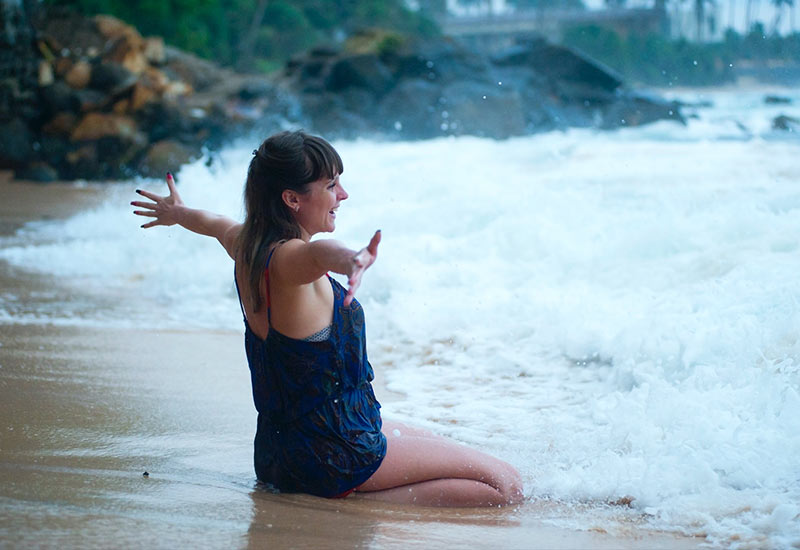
[44, 0, 439, 71]
[562, 23, 800, 86]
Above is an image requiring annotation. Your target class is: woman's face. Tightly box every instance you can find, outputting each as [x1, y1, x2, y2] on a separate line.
[295, 173, 348, 237]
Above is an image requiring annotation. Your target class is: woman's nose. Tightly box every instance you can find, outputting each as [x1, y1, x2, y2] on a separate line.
[339, 186, 349, 200]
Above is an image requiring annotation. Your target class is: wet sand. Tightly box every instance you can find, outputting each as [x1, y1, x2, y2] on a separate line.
[0, 178, 704, 548]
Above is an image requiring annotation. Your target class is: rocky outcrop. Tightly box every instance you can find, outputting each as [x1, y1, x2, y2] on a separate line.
[0, 7, 293, 181]
[1, 7, 684, 182]
[279, 36, 685, 140]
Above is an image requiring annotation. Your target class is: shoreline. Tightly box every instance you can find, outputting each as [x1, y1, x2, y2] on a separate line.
[0, 173, 704, 548]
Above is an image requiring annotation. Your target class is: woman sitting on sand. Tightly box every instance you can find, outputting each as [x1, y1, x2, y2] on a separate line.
[131, 130, 523, 507]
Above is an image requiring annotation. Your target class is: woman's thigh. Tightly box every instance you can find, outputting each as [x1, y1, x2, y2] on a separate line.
[358, 423, 523, 503]
[381, 418, 444, 440]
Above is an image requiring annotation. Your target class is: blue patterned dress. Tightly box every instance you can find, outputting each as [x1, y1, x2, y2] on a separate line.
[235, 250, 387, 497]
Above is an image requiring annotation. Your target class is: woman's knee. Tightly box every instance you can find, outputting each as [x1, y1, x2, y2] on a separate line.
[496, 462, 525, 505]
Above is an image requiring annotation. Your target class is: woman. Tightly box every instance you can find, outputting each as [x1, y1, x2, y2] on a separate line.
[131, 130, 523, 507]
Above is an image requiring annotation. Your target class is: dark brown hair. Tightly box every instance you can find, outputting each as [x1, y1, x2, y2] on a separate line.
[238, 130, 343, 311]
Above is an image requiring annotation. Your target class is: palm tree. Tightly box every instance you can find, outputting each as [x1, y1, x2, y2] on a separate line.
[771, 0, 795, 33]
[746, 0, 761, 31]
[694, 0, 717, 40]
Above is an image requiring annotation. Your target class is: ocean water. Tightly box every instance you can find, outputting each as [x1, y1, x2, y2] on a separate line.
[2, 87, 799, 547]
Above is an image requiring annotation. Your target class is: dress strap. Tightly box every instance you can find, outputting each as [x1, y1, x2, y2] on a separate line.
[233, 265, 247, 321]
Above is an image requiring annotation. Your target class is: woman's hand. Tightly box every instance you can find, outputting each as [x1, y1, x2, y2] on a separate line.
[131, 173, 185, 229]
[345, 230, 381, 306]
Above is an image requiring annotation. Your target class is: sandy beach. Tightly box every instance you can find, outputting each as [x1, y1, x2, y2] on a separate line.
[0, 177, 704, 549]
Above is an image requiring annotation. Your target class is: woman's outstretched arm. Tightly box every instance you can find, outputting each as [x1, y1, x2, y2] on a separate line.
[131, 173, 241, 260]
[272, 231, 381, 306]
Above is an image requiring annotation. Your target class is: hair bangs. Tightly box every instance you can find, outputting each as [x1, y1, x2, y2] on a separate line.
[303, 135, 343, 184]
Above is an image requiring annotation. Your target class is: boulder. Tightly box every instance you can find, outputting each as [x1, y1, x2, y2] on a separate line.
[130, 82, 158, 111]
[765, 95, 791, 105]
[90, 61, 137, 95]
[37, 8, 107, 55]
[163, 46, 226, 92]
[0, 118, 35, 168]
[54, 57, 74, 77]
[71, 112, 139, 142]
[143, 37, 166, 65]
[440, 81, 527, 138]
[325, 54, 395, 96]
[64, 60, 92, 89]
[39, 81, 81, 116]
[42, 112, 78, 136]
[105, 34, 148, 75]
[16, 162, 59, 182]
[74, 88, 109, 112]
[94, 15, 140, 43]
[377, 79, 443, 138]
[773, 114, 799, 132]
[138, 139, 201, 177]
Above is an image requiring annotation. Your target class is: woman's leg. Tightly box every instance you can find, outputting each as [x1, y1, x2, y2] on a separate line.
[356, 420, 524, 507]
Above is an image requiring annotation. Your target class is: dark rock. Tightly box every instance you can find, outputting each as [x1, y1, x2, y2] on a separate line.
[138, 139, 200, 177]
[74, 88, 109, 112]
[36, 8, 107, 56]
[41, 112, 78, 136]
[773, 114, 799, 132]
[71, 112, 140, 143]
[17, 162, 59, 182]
[38, 81, 80, 116]
[391, 41, 492, 85]
[440, 81, 527, 138]
[601, 94, 685, 129]
[378, 79, 443, 138]
[302, 94, 374, 139]
[163, 46, 225, 92]
[90, 61, 137, 95]
[513, 40, 622, 94]
[0, 118, 35, 168]
[765, 95, 792, 105]
[136, 101, 196, 143]
[325, 55, 395, 96]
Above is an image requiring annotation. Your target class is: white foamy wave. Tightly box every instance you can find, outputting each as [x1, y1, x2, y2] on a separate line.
[1, 90, 800, 547]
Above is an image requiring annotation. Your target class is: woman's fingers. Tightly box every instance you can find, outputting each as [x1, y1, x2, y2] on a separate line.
[130, 201, 156, 210]
[140, 219, 161, 229]
[366, 230, 381, 256]
[166, 172, 177, 196]
[135, 189, 162, 201]
[344, 230, 382, 307]
[133, 210, 157, 217]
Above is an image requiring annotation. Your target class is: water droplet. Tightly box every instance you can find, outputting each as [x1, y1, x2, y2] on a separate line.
[394, 121, 402, 131]
[426, 60, 434, 68]
[497, 81, 502, 86]
[693, 60, 698, 66]
[441, 110, 449, 119]
[482, 95, 487, 100]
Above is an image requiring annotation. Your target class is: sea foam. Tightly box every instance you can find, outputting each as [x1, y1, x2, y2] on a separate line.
[1, 87, 799, 547]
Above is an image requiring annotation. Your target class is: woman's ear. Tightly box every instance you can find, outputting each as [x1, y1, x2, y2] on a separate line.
[281, 190, 300, 212]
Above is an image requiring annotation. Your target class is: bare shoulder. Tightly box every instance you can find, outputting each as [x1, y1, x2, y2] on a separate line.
[221, 222, 244, 260]
[270, 239, 327, 286]
[269, 238, 309, 282]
